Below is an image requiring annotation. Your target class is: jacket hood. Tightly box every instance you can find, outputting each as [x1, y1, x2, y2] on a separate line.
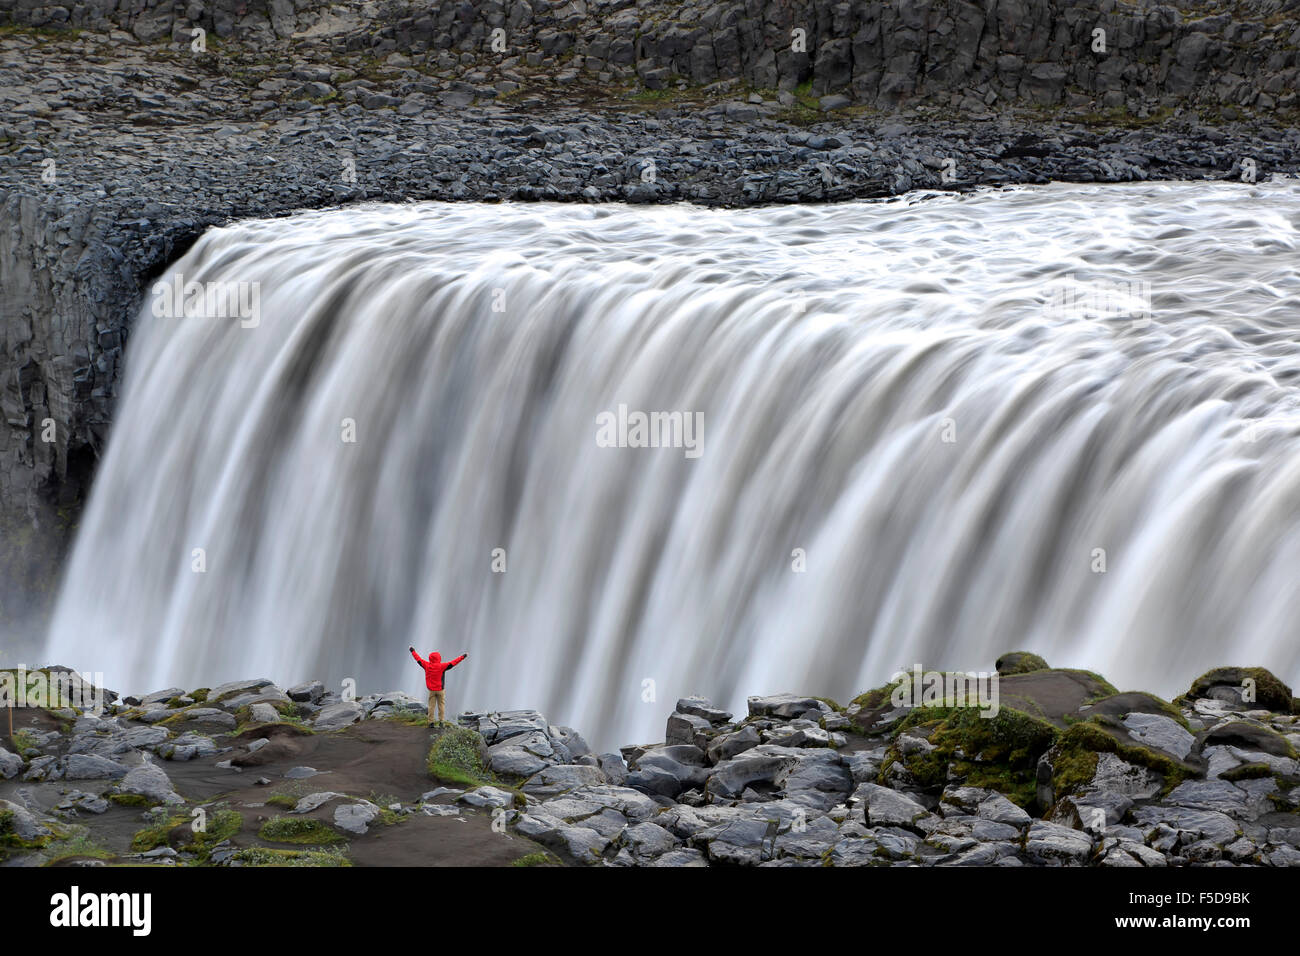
[430, 652, 441, 663]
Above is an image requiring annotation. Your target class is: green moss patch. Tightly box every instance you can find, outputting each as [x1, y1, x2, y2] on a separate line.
[258, 816, 344, 845]
[1048, 718, 1191, 800]
[1221, 762, 1274, 782]
[880, 705, 1059, 807]
[1078, 691, 1190, 729]
[228, 846, 350, 867]
[130, 814, 188, 853]
[427, 726, 491, 788]
[511, 851, 560, 867]
[995, 651, 1049, 676]
[1177, 667, 1294, 713]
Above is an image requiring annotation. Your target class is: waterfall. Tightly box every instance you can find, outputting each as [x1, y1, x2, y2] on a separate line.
[45, 181, 1300, 748]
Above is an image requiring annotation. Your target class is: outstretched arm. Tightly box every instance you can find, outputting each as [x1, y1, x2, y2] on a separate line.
[448, 654, 467, 668]
[410, 646, 425, 665]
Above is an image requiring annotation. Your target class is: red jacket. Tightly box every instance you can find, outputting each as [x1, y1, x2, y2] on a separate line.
[411, 649, 465, 692]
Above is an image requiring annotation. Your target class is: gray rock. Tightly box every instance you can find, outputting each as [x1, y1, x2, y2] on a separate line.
[290, 791, 344, 814]
[486, 741, 550, 777]
[139, 687, 185, 706]
[1025, 820, 1094, 865]
[747, 694, 828, 720]
[1131, 806, 1240, 845]
[62, 753, 129, 780]
[665, 711, 712, 746]
[333, 801, 380, 835]
[0, 799, 51, 840]
[312, 701, 364, 732]
[1088, 752, 1164, 799]
[855, 783, 932, 830]
[596, 753, 627, 785]
[287, 680, 326, 702]
[0, 747, 25, 779]
[522, 763, 607, 796]
[1122, 712, 1195, 760]
[706, 725, 760, 763]
[249, 703, 280, 724]
[209, 678, 277, 704]
[459, 786, 515, 809]
[166, 708, 237, 731]
[675, 697, 732, 723]
[119, 763, 184, 805]
[648, 848, 709, 867]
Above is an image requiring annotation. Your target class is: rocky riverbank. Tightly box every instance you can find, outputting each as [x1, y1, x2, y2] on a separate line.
[3, 4, 1300, 627]
[2, 654, 1297, 866]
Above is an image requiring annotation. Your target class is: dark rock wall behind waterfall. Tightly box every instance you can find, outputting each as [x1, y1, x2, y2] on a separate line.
[2, 0, 1297, 110]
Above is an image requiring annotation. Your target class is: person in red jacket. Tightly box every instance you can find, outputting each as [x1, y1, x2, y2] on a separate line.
[409, 646, 467, 725]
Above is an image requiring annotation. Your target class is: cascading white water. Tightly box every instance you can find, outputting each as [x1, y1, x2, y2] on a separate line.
[45, 181, 1300, 748]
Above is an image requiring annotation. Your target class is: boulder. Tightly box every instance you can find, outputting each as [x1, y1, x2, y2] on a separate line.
[674, 697, 732, 723]
[312, 701, 364, 732]
[0, 799, 51, 840]
[706, 725, 760, 764]
[119, 763, 184, 805]
[747, 694, 828, 720]
[62, 754, 129, 780]
[0, 747, 22, 779]
[854, 783, 932, 830]
[290, 792, 345, 813]
[139, 687, 186, 706]
[995, 651, 1049, 675]
[334, 801, 380, 835]
[1025, 820, 1094, 865]
[287, 680, 326, 702]
[665, 711, 712, 746]
[167, 708, 237, 732]
[459, 786, 516, 809]
[1178, 667, 1293, 713]
[522, 764, 607, 797]
[249, 702, 281, 724]
[208, 678, 278, 704]
[1121, 712, 1195, 760]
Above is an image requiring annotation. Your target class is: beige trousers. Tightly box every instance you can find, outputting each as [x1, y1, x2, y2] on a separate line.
[427, 691, 445, 723]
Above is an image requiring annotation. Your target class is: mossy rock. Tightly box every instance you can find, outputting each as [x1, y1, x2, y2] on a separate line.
[1198, 720, 1297, 759]
[1047, 718, 1193, 801]
[258, 816, 344, 845]
[229, 846, 350, 867]
[1176, 667, 1293, 713]
[1076, 691, 1189, 729]
[879, 705, 1059, 807]
[848, 677, 909, 733]
[995, 651, 1049, 676]
[427, 725, 492, 788]
[130, 815, 189, 853]
[1220, 762, 1274, 782]
[996, 669, 1120, 729]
